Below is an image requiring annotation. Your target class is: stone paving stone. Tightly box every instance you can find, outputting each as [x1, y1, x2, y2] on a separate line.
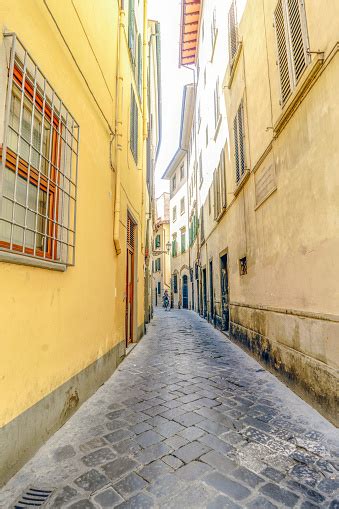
[200, 450, 238, 473]
[207, 494, 242, 508]
[68, 500, 96, 508]
[138, 459, 173, 482]
[81, 447, 116, 467]
[173, 411, 205, 427]
[197, 419, 231, 436]
[104, 429, 134, 444]
[162, 481, 217, 509]
[286, 480, 326, 504]
[115, 492, 155, 508]
[147, 472, 184, 500]
[162, 454, 183, 470]
[300, 502, 322, 509]
[154, 420, 185, 438]
[74, 469, 109, 492]
[259, 482, 299, 507]
[101, 457, 139, 482]
[164, 434, 189, 450]
[113, 472, 149, 498]
[260, 466, 285, 482]
[317, 477, 339, 494]
[53, 444, 76, 462]
[135, 429, 164, 447]
[199, 433, 234, 454]
[91, 486, 123, 508]
[245, 495, 278, 508]
[53, 485, 78, 508]
[175, 460, 214, 481]
[130, 421, 153, 435]
[79, 437, 108, 453]
[134, 441, 171, 464]
[203, 471, 251, 501]
[329, 501, 339, 509]
[173, 440, 211, 463]
[178, 425, 206, 441]
[231, 466, 265, 488]
[111, 438, 141, 455]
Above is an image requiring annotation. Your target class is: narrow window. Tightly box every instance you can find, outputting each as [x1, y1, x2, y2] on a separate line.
[180, 197, 185, 215]
[214, 78, 220, 128]
[180, 164, 184, 180]
[173, 273, 178, 293]
[199, 151, 203, 184]
[130, 87, 138, 163]
[172, 205, 177, 222]
[155, 234, 160, 248]
[180, 229, 186, 253]
[233, 100, 246, 184]
[274, 0, 309, 105]
[0, 36, 79, 266]
[228, 0, 239, 65]
[137, 34, 142, 97]
[172, 174, 176, 191]
[157, 281, 161, 294]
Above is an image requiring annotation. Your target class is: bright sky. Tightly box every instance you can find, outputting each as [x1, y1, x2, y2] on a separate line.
[148, 0, 191, 198]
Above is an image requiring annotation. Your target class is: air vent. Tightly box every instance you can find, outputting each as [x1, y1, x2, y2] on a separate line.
[13, 487, 54, 508]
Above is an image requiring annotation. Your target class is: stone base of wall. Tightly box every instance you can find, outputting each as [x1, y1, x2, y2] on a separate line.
[229, 305, 338, 426]
[0, 340, 126, 487]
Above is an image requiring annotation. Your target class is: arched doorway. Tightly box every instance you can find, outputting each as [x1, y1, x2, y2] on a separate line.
[182, 275, 188, 309]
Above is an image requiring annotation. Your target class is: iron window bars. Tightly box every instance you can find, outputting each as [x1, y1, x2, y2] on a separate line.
[0, 34, 79, 267]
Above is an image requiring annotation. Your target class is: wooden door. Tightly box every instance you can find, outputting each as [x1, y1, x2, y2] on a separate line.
[126, 215, 135, 345]
[220, 253, 229, 331]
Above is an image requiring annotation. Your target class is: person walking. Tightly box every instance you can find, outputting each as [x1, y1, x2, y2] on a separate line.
[163, 289, 170, 311]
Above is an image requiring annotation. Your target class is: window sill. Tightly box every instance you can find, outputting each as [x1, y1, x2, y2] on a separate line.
[226, 42, 243, 89]
[274, 53, 324, 137]
[0, 251, 67, 271]
[213, 115, 222, 141]
[234, 169, 250, 196]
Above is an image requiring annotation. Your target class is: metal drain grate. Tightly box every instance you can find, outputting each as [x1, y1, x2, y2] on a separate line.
[13, 487, 54, 508]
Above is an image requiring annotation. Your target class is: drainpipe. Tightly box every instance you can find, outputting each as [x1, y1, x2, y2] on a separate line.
[113, 5, 125, 255]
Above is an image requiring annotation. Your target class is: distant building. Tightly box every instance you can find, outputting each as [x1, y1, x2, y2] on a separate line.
[152, 192, 170, 306]
[162, 85, 195, 308]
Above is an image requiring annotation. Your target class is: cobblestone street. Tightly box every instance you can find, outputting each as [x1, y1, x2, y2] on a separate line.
[1, 309, 338, 509]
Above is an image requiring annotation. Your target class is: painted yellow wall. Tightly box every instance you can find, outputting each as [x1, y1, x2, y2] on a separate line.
[0, 0, 148, 428]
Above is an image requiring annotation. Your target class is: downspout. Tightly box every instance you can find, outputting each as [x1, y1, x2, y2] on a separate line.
[113, 5, 125, 255]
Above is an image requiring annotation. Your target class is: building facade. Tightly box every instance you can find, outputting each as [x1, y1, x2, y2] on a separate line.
[172, 0, 339, 424]
[0, 0, 161, 484]
[163, 84, 195, 309]
[152, 192, 170, 307]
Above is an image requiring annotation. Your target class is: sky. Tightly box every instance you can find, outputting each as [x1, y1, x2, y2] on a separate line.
[148, 0, 191, 198]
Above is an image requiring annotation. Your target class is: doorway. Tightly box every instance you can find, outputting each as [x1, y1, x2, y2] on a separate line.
[220, 253, 229, 331]
[182, 275, 188, 309]
[125, 215, 136, 345]
[209, 260, 214, 322]
[202, 267, 207, 318]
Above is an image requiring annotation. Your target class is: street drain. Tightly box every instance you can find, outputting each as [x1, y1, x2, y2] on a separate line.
[13, 487, 55, 508]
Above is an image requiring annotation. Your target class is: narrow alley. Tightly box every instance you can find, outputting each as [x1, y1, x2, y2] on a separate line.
[1, 310, 338, 509]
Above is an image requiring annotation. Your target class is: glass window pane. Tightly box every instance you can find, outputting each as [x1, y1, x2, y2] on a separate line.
[3, 169, 15, 199]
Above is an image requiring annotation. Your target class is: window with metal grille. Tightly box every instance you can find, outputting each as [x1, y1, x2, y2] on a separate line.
[180, 197, 185, 215]
[172, 205, 177, 222]
[128, 0, 136, 65]
[155, 234, 160, 248]
[228, 0, 239, 66]
[274, 0, 309, 106]
[0, 34, 79, 267]
[180, 228, 186, 253]
[233, 100, 246, 184]
[130, 86, 138, 163]
[127, 214, 136, 251]
[155, 257, 160, 271]
[173, 273, 178, 293]
[214, 78, 220, 128]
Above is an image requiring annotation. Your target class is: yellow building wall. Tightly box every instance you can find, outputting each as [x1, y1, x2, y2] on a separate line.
[0, 0, 149, 482]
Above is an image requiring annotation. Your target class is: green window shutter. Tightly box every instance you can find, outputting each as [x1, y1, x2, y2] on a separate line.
[138, 34, 142, 97]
